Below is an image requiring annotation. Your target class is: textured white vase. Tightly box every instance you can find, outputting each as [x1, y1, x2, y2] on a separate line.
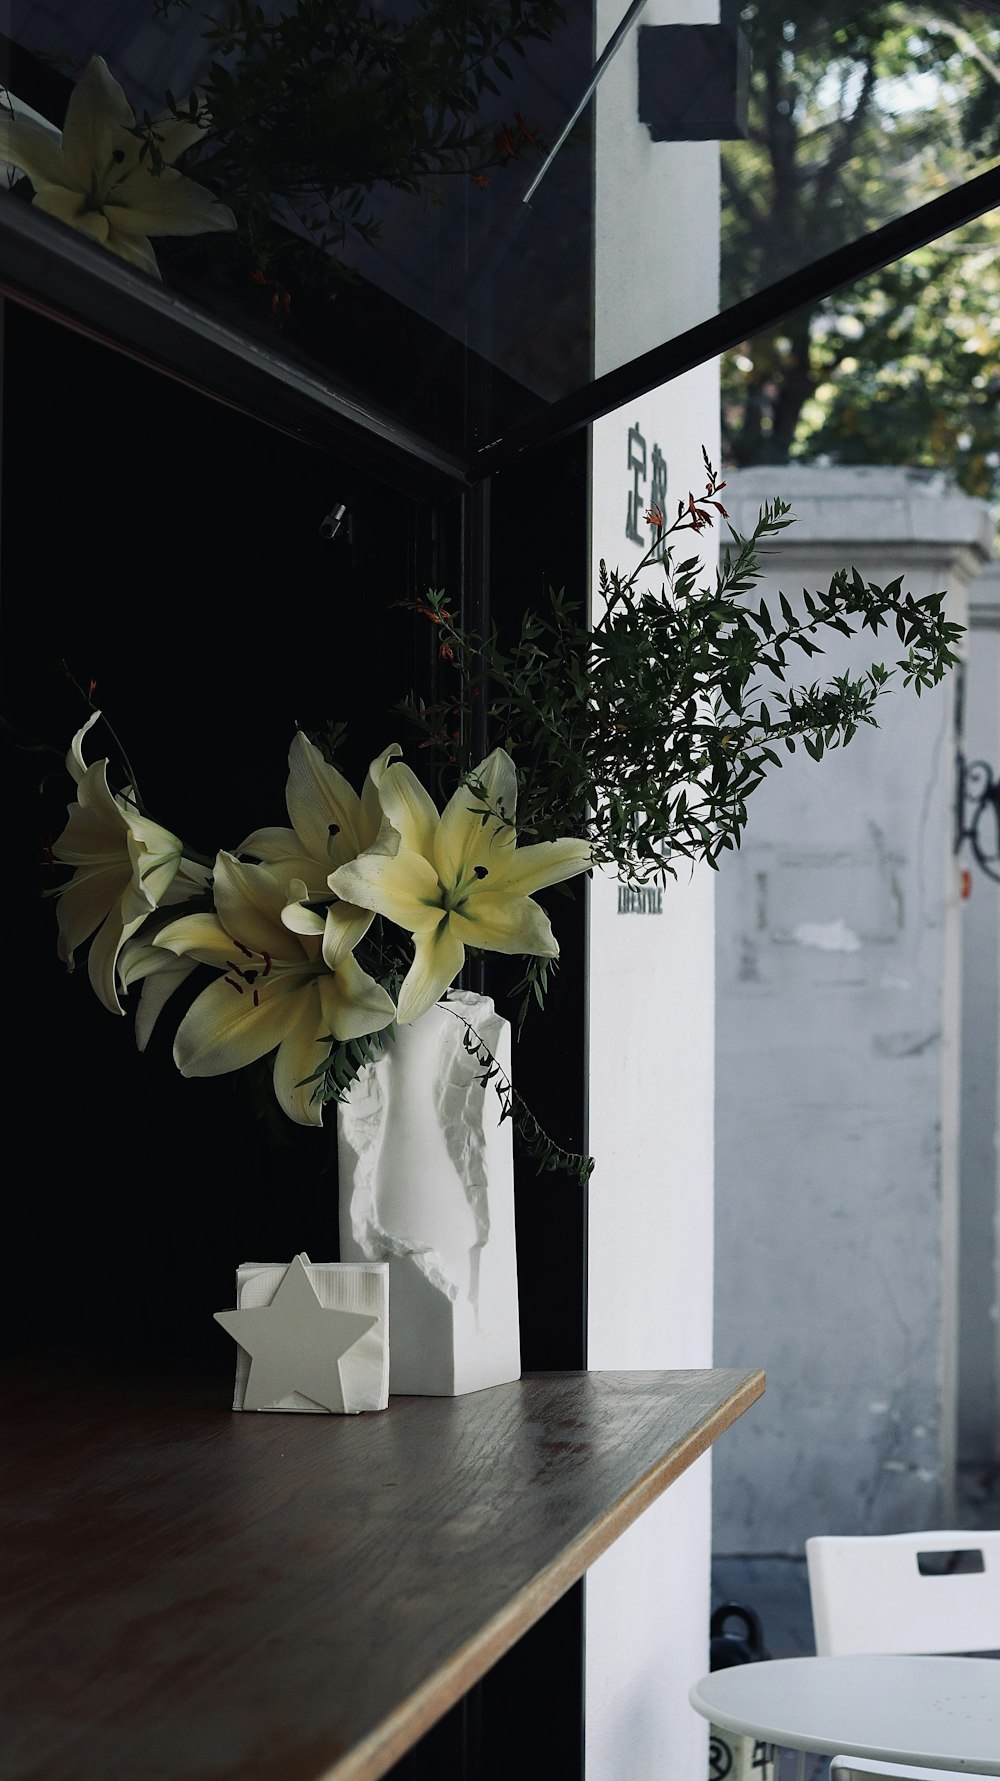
[336, 990, 521, 1396]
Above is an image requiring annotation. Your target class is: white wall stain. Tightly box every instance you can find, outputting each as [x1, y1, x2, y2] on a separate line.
[873, 1029, 941, 1060]
[790, 918, 863, 952]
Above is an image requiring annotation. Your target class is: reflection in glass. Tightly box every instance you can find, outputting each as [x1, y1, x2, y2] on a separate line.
[721, 1, 1000, 312]
[1, 1, 997, 454]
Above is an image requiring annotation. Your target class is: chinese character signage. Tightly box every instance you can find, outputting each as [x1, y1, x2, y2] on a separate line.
[625, 421, 668, 545]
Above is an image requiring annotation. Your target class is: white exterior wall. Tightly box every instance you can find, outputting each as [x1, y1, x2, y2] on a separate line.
[958, 560, 1000, 1466]
[586, 4, 721, 1776]
[711, 465, 993, 1555]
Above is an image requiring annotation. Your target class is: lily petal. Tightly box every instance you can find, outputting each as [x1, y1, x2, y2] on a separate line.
[103, 225, 160, 276]
[104, 168, 236, 238]
[435, 748, 519, 886]
[55, 759, 126, 848]
[123, 816, 185, 908]
[395, 920, 467, 1024]
[449, 891, 559, 956]
[34, 185, 110, 241]
[117, 943, 199, 1052]
[328, 849, 444, 934]
[374, 759, 440, 860]
[317, 954, 396, 1041]
[64, 710, 103, 786]
[161, 856, 213, 903]
[87, 904, 147, 1015]
[60, 58, 134, 190]
[281, 900, 327, 939]
[210, 853, 304, 961]
[135, 956, 198, 1051]
[0, 114, 73, 189]
[234, 829, 332, 896]
[320, 901, 375, 968]
[362, 744, 403, 838]
[495, 837, 593, 897]
[55, 863, 128, 963]
[153, 910, 238, 969]
[283, 731, 368, 865]
[172, 970, 300, 1079]
[272, 998, 329, 1127]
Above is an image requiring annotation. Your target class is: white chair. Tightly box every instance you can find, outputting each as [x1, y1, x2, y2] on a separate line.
[806, 1529, 1000, 1656]
[830, 1756, 997, 1781]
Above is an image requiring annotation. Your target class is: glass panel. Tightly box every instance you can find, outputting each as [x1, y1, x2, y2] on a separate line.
[720, 3, 1000, 315]
[721, 210, 1000, 500]
[0, 0, 595, 454]
[1, 1, 997, 461]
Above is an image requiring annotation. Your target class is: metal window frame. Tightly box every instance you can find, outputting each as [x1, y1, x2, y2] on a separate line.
[472, 161, 1000, 477]
[1, 160, 997, 491]
[0, 201, 468, 498]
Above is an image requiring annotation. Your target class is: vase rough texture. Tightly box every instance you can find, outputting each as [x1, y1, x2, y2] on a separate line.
[337, 990, 521, 1396]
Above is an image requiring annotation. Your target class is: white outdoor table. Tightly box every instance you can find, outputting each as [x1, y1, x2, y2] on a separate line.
[690, 1654, 1000, 1777]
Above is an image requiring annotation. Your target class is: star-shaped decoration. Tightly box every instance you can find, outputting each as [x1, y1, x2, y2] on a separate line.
[215, 1253, 379, 1412]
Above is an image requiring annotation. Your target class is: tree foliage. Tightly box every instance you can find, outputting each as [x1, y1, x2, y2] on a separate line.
[721, 2, 1000, 505]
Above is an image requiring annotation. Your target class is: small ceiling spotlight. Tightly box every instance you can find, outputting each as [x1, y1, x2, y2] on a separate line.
[319, 501, 351, 542]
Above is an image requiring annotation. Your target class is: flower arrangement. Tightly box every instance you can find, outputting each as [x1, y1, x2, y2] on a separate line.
[39, 461, 963, 1181]
[52, 714, 591, 1127]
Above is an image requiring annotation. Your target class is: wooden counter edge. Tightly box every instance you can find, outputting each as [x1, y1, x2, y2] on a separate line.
[331, 1364, 766, 1781]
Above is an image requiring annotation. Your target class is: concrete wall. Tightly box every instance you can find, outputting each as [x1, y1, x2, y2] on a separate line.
[586, 3, 722, 1776]
[957, 559, 1000, 1467]
[711, 465, 993, 1555]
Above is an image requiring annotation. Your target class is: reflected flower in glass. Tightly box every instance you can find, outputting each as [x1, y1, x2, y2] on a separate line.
[0, 55, 236, 277]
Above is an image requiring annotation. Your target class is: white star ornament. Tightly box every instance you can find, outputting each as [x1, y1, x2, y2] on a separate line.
[214, 1254, 381, 1413]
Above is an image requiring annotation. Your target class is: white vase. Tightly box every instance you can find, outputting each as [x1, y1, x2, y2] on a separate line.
[336, 990, 521, 1396]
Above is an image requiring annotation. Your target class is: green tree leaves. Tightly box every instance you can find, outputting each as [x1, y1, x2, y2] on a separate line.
[721, 2, 1000, 510]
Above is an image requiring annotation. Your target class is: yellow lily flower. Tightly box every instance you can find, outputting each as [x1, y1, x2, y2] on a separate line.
[153, 852, 396, 1126]
[238, 731, 399, 959]
[117, 928, 200, 1054]
[49, 712, 209, 1015]
[327, 747, 592, 1024]
[0, 56, 236, 278]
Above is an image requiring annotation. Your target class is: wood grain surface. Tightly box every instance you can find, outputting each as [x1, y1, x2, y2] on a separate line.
[1, 1360, 764, 1781]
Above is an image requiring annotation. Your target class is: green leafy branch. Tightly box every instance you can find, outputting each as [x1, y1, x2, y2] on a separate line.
[398, 455, 964, 888]
[443, 1003, 594, 1186]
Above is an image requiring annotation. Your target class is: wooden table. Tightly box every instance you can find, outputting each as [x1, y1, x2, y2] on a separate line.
[690, 1654, 1000, 1776]
[1, 1360, 763, 1781]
